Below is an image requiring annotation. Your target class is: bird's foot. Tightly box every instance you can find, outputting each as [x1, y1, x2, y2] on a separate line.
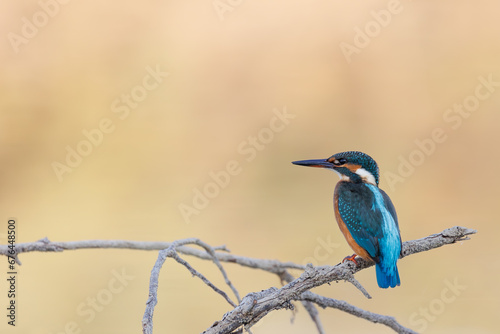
[342, 254, 358, 265]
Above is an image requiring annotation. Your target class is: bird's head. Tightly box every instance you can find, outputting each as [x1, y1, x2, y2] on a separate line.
[292, 151, 379, 186]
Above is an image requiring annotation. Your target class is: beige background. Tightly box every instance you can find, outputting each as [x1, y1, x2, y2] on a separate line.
[1, 1, 499, 333]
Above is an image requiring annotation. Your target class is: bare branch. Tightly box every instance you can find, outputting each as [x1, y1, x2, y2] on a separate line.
[300, 291, 417, 334]
[169, 250, 237, 307]
[400, 226, 476, 258]
[142, 247, 168, 334]
[0, 226, 476, 334]
[0, 238, 304, 273]
[276, 270, 325, 334]
[202, 226, 476, 334]
[142, 238, 239, 334]
[300, 299, 325, 334]
[344, 274, 372, 299]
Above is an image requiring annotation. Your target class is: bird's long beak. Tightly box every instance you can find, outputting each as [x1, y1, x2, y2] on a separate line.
[292, 159, 333, 169]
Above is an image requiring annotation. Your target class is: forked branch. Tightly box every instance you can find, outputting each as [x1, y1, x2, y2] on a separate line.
[0, 226, 476, 334]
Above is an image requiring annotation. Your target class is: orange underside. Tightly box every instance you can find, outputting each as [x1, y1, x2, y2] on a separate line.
[334, 195, 372, 260]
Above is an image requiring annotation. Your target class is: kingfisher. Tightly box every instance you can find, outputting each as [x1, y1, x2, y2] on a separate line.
[292, 151, 402, 288]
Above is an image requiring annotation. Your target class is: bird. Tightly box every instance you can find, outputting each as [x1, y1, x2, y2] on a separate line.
[292, 151, 402, 288]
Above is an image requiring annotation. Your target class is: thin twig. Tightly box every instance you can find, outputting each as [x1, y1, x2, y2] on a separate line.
[169, 250, 237, 307]
[142, 238, 239, 334]
[301, 291, 417, 334]
[0, 238, 305, 272]
[202, 226, 476, 334]
[187, 238, 241, 303]
[279, 270, 325, 334]
[0, 226, 476, 334]
[299, 298, 326, 334]
[345, 273, 372, 299]
[142, 248, 167, 334]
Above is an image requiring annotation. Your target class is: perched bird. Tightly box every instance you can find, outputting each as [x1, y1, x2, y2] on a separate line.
[292, 151, 402, 288]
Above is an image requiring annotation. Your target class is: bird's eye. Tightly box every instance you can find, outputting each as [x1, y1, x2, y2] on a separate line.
[333, 158, 347, 166]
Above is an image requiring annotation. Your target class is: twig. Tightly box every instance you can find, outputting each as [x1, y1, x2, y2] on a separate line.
[202, 226, 476, 334]
[142, 238, 239, 334]
[301, 291, 417, 334]
[298, 297, 326, 334]
[277, 270, 326, 334]
[345, 273, 372, 299]
[170, 250, 237, 307]
[0, 226, 476, 334]
[190, 239, 241, 303]
[0, 237, 304, 273]
[142, 246, 168, 334]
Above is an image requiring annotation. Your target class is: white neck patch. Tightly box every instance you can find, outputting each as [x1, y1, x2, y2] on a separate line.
[355, 167, 377, 185]
[331, 169, 351, 182]
[330, 166, 377, 185]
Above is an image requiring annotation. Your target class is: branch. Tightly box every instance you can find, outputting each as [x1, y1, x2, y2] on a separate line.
[0, 237, 304, 272]
[0, 226, 476, 334]
[142, 238, 240, 334]
[202, 226, 476, 334]
[301, 291, 417, 334]
[276, 270, 326, 334]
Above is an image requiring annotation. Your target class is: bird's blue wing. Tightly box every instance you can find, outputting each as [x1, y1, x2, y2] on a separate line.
[379, 188, 402, 252]
[336, 182, 384, 259]
[380, 188, 399, 228]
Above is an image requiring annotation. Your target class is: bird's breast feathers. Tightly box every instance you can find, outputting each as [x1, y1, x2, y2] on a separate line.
[334, 182, 401, 261]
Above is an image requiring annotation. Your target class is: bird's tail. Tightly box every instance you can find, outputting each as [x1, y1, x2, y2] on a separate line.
[376, 262, 400, 289]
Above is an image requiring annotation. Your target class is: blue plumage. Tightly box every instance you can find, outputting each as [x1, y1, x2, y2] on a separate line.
[367, 184, 401, 288]
[293, 151, 403, 289]
[336, 182, 401, 288]
[376, 262, 400, 288]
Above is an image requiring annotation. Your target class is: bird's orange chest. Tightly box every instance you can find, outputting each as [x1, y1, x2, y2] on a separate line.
[333, 189, 372, 260]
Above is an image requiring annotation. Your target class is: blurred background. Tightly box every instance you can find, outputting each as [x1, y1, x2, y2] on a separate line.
[1, 1, 499, 333]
